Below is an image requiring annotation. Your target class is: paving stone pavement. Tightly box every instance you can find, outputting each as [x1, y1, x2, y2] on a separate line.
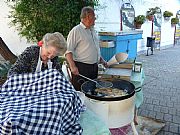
[136, 45, 180, 135]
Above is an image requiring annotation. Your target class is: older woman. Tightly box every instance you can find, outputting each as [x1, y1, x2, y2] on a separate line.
[8, 32, 67, 77]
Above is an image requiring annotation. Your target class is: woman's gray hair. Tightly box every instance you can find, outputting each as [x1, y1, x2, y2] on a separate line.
[80, 6, 94, 19]
[42, 32, 67, 56]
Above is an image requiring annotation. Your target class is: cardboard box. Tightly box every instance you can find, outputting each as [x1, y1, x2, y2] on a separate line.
[109, 63, 133, 69]
[99, 68, 132, 81]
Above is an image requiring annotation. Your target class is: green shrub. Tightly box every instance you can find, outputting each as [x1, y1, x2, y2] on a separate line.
[146, 7, 160, 16]
[134, 15, 146, 24]
[146, 7, 161, 20]
[163, 11, 173, 17]
[7, 0, 99, 42]
[171, 17, 179, 24]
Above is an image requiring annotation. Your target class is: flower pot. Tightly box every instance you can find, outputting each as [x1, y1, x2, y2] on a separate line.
[171, 24, 176, 27]
[164, 17, 170, 21]
[135, 23, 142, 29]
[147, 15, 154, 21]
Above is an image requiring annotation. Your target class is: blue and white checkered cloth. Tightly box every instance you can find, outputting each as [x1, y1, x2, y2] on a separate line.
[0, 69, 83, 135]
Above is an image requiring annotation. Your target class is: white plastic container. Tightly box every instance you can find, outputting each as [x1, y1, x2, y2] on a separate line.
[107, 52, 128, 66]
[84, 95, 135, 128]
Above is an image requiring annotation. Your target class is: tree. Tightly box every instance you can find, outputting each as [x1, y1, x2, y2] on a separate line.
[7, 0, 99, 42]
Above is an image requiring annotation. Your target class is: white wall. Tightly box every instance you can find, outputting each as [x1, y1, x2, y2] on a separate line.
[95, 0, 121, 32]
[0, 1, 31, 55]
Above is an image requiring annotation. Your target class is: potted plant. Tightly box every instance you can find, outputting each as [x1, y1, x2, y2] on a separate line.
[134, 15, 146, 29]
[171, 17, 179, 26]
[163, 11, 173, 21]
[146, 7, 160, 21]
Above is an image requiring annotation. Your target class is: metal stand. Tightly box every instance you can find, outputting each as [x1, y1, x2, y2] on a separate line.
[131, 122, 138, 135]
[146, 36, 155, 56]
[146, 46, 153, 56]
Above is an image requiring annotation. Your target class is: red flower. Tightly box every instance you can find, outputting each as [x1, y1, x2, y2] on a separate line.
[38, 41, 43, 47]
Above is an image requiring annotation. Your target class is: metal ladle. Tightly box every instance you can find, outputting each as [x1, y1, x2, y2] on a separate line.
[79, 74, 113, 88]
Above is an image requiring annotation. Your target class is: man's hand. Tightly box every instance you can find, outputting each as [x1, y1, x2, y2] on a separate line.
[70, 65, 79, 75]
[102, 61, 108, 68]
[100, 57, 108, 68]
[65, 52, 79, 75]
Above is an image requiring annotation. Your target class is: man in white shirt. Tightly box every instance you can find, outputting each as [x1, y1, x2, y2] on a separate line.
[65, 6, 107, 91]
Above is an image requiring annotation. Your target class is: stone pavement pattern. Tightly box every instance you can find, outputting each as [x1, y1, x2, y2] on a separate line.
[136, 45, 180, 135]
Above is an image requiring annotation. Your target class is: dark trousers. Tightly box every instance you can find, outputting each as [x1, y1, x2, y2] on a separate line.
[72, 61, 98, 91]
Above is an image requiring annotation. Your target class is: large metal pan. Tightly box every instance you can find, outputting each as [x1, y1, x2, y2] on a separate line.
[81, 79, 135, 101]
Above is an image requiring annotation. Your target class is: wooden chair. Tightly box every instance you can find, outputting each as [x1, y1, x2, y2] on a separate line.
[0, 37, 17, 85]
[0, 37, 17, 64]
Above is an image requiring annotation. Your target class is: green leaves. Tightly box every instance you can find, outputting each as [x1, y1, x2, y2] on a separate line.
[7, 0, 99, 42]
[134, 15, 146, 24]
[163, 11, 173, 17]
[0, 61, 12, 79]
[171, 17, 179, 24]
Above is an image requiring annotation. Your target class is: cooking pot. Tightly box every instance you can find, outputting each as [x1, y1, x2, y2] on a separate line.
[81, 79, 135, 101]
[81, 79, 136, 128]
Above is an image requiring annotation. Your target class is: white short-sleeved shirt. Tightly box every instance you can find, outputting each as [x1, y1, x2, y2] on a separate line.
[66, 22, 100, 64]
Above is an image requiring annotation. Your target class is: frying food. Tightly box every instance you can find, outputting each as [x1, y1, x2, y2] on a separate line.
[95, 87, 128, 97]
